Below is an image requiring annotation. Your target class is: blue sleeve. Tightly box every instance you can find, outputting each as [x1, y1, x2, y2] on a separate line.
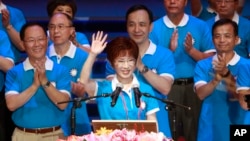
[236, 63, 250, 88]
[246, 31, 250, 57]
[200, 21, 215, 52]
[157, 48, 175, 77]
[149, 23, 160, 45]
[140, 82, 159, 113]
[76, 32, 90, 46]
[0, 31, 14, 60]
[194, 59, 210, 84]
[8, 6, 26, 31]
[5, 67, 20, 93]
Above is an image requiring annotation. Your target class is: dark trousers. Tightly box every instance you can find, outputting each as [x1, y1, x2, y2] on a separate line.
[168, 83, 202, 141]
[0, 88, 15, 141]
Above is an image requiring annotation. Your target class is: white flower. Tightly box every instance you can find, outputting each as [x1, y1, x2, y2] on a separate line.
[70, 68, 77, 77]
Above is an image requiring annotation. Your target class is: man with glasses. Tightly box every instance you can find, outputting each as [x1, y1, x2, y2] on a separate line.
[5, 22, 71, 141]
[149, 0, 215, 140]
[206, 1, 250, 125]
[194, 18, 247, 141]
[206, 0, 250, 58]
[47, 13, 90, 136]
[190, 0, 245, 21]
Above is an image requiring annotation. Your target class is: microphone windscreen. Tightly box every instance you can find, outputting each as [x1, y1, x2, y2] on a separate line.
[110, 83, 123, 107]
[132, 84, 141, 108]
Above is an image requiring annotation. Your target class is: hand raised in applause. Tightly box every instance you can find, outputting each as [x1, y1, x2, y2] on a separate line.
[169, 29, 178, 52]
[212, 53, 229, 77]
[184, 32, 195, 54]
[33, 57, 48, 86]
[1, 9, 11, 27]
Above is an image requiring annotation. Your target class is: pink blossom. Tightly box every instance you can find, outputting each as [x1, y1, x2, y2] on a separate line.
[57, 128, 173, 141]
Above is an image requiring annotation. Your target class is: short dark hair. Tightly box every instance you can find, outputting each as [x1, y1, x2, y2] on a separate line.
[20, 22, 47, 41]
[212, 18, 238, 37]
[125, 4, 154, 23]
[46, 0, 77, 18]
[106, 37, 139, 67]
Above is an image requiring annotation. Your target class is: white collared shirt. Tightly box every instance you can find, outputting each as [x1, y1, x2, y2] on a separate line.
[163, 13, 189, 29]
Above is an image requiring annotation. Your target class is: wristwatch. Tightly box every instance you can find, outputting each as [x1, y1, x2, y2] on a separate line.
[140, 65, 149, 74]
[42, 81, 51, 88]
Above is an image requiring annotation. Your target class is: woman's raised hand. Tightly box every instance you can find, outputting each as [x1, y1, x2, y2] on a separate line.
[91, 31, 108, 55]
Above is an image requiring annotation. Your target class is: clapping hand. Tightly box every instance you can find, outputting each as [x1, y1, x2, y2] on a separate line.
[184, 32, 194, 53]
[91, 31, 108, 55]
[212, 53, 228, 77]
[1, 9, 10, 27]
[170, 29, 178, 52]
[33, 57, 48, 87]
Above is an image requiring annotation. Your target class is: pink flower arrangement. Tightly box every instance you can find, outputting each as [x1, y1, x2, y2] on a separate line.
[57, 128, 173, 141]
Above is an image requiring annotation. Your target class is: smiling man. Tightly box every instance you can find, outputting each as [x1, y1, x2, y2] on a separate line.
[5, 22, 71, 141]
[194, 18, 248, 141]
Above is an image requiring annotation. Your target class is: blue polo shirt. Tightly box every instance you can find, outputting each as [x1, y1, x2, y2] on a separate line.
[206, 13, 250, 58]
[5, 57, 71, 128]
[96, 74, 159, 120]
[197, 6, 216, 21]
[0, 30, 14, 91]
[194, 53, 248, 141]
[48, 42, 90, 136]
[0, 4, 26, 63]
[236, 60, 250, 124]
[150, 14, 215, 78]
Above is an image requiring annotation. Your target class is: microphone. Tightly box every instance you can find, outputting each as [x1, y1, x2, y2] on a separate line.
[132, 84, 142, 108]
[111, 83, 123, 107]
[56, 93, 112, 104]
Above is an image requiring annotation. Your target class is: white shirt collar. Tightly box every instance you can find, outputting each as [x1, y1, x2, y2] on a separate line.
[207, 7, 216, 14]
[213, 52, 240, 66]
[144, 40, 156, 55]
[0, 2, 6, 13]
[111, 74, 140, 91]
[23, 56, 54, 71]
[215, 12, 239, 24]
[48, 41, 76, 59]
[163, 13, 189, 28]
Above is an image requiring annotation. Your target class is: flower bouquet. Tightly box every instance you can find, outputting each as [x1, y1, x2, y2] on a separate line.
[57, 127, 173, 141]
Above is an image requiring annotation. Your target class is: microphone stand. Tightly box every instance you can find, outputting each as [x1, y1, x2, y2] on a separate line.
[141, 93, 191, 141]
[57, 93, 112, 135]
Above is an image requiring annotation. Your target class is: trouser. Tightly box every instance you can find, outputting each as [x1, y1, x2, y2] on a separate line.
[0, 97, 6, 141]
[0, 87, 15, 141]
[12, 127, 65, 141]
[168, 83, 202, 141]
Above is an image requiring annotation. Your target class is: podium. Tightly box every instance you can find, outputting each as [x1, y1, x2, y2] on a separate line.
[92, 120, 158, 133]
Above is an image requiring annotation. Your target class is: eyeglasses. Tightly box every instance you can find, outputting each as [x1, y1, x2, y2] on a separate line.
[115, 58, 136, 66]
[24, 37, 47, 46]
[216, 0, 235, 4]
[48, 24, 72, 31]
